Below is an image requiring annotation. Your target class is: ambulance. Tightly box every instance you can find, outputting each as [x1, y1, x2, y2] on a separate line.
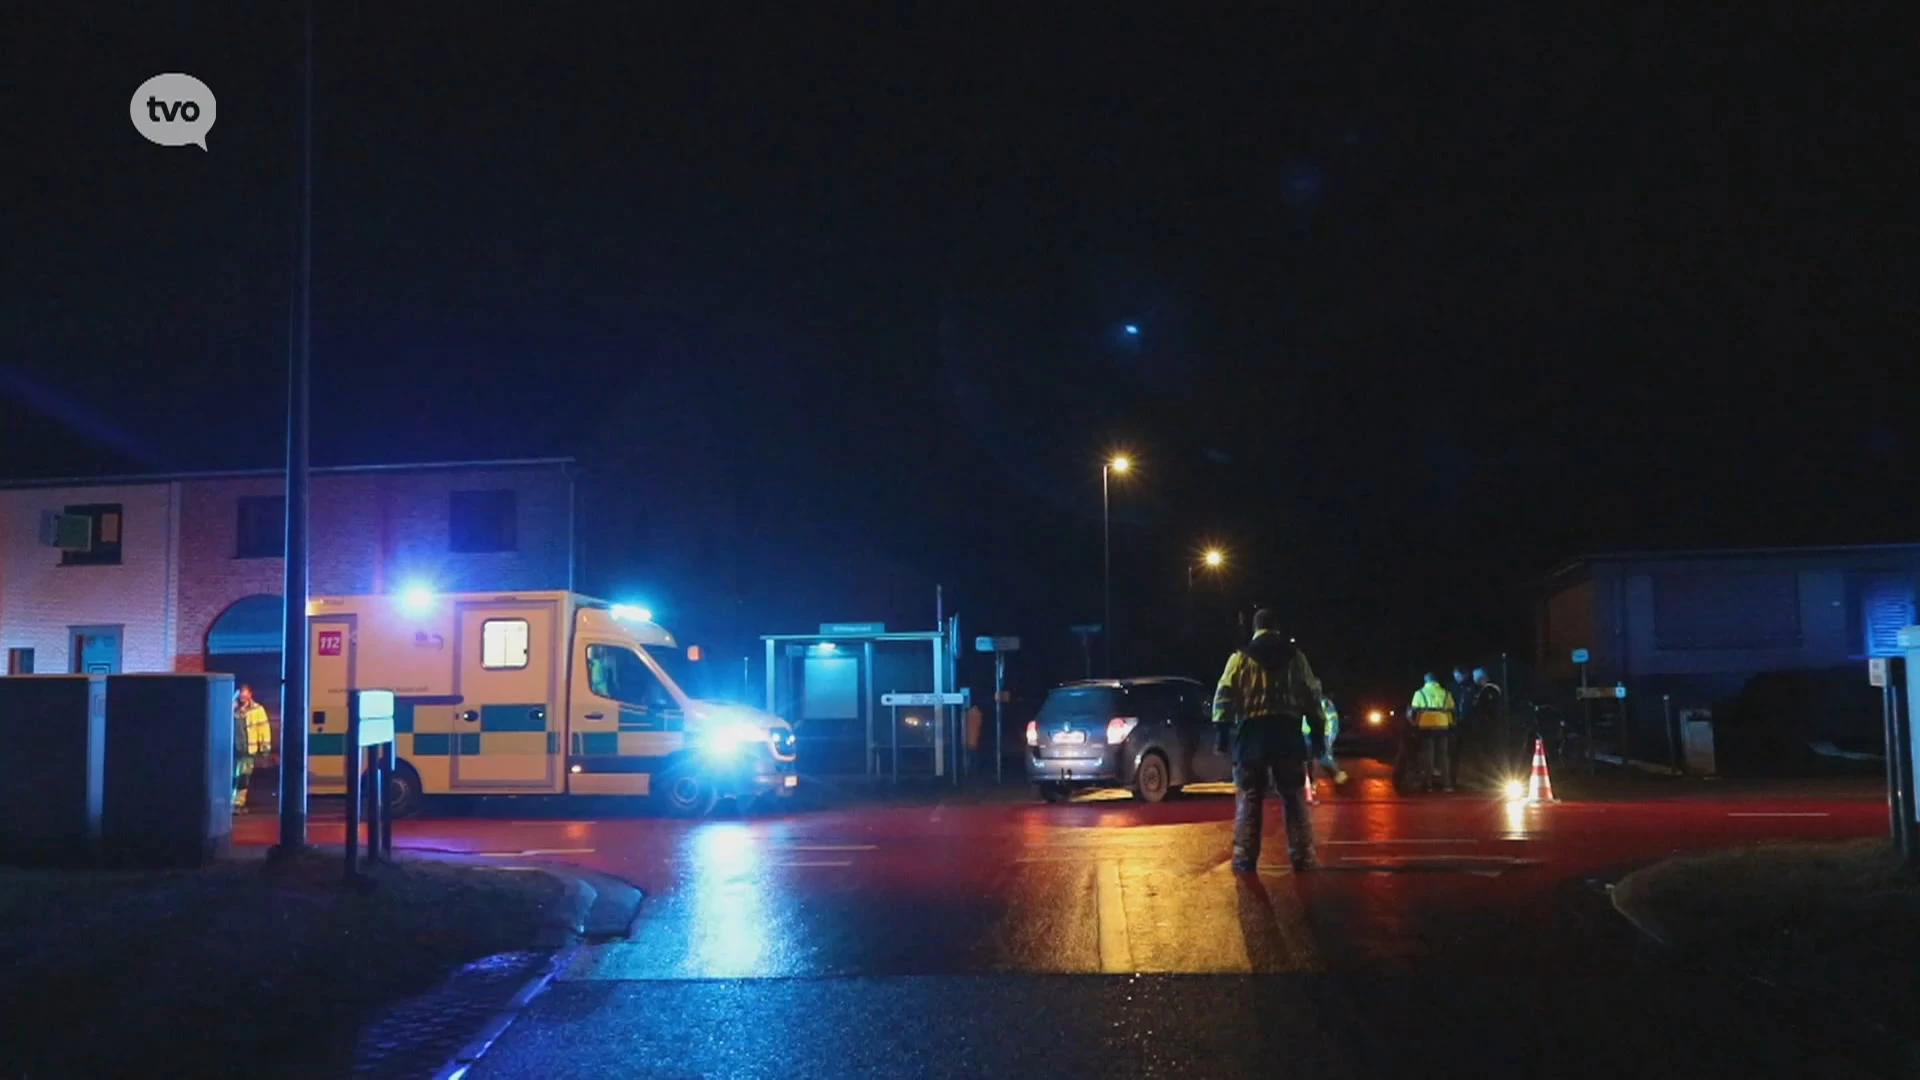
[305, 589, 797, 817]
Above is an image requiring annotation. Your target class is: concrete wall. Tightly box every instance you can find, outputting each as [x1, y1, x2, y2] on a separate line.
[0, 484, 180, 674]
[2, 462, 574, 677]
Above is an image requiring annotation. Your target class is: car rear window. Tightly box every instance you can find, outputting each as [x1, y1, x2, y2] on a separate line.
[1038, 687, 1120, 723]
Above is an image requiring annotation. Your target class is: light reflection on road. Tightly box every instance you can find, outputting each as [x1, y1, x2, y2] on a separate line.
[684, 822, 769, 977]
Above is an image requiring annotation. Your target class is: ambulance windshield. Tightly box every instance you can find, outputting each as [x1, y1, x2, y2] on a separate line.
[638, 643, 728, 701]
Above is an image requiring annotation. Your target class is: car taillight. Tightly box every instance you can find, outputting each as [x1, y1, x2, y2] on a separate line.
[1025, 720, 1038, 747]
[1106, 716, 1139, 745]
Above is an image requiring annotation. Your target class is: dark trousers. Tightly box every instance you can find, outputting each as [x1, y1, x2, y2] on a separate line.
[1418, 729, 1455, 789]
[1231, 755, 1315, 868]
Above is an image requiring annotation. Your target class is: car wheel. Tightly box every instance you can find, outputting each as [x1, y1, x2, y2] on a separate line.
[1133, 752, 1171, 803]
[657, 761, 718, 818]
[1037, 782, 1067, 804]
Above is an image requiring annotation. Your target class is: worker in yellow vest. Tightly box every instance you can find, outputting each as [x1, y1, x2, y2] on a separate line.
[1407, 673, 1457, 793]
[232, 684, 273, 811]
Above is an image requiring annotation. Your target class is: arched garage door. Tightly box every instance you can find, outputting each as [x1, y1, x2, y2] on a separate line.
[206, 594, 285, 723]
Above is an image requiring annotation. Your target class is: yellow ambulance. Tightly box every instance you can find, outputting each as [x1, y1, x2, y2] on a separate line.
[305, 589, 797, 816]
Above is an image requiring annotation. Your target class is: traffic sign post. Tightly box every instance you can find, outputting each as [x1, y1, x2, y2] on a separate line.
[976, 636, 1021, 784]
[1574, 648, 1594, 774]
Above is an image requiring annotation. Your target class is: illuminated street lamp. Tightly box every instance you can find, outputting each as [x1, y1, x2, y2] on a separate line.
[1101, 454, 1132, 675]
[1188, 546, 1227, 591]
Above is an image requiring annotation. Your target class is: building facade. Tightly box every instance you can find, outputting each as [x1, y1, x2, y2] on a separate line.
[0, 460, 575, 716]
[1536, 544, 1920, 768]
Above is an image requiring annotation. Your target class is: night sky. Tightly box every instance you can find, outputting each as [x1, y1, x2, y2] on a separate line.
[3, 4, 1913, 702]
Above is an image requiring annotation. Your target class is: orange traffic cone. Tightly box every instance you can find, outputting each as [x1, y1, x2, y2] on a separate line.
[1526, 737, 1557, 804]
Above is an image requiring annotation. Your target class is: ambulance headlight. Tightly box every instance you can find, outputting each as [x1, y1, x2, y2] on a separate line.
[700, 721, 770, 757]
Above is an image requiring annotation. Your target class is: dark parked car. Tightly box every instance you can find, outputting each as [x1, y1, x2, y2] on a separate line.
[1025, 676, 1231, 802]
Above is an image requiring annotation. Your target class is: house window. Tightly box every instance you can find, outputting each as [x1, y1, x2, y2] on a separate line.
[1652, 571, 1801, 650]
[59, 504, 124, 566]
[481, 618, 530, 669]
[236, 495, 286, 559]
[449, 489, 517, 553]
[5, 648, 32, 675]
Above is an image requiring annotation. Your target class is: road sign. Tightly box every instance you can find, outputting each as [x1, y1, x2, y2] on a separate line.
[1571, 648, 1590, 664]
[820, 622, 885, 635]
[1576, 685, 1627, 701]
[1870, 658, 1888, 688]
[881, 692, 968, 707]
[1070, 624, 1102, 635]
[976, 636, 1020, 653]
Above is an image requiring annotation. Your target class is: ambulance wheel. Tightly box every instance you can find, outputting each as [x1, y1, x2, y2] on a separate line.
[1133, 752, 1171, 803]
[361, 760, 424, 819]
[657, 760, 718, 818]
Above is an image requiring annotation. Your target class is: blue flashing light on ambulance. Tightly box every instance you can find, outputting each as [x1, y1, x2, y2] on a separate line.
[305, 588, 797, 817]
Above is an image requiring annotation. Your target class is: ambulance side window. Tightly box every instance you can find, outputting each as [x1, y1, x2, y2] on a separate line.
[586, 645, 673, 709]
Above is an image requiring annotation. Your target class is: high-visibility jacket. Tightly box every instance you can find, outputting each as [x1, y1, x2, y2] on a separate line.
[238, 703, 273, 756]
[1214, 630, 1322, 762]
[1410, 681, 1456, 730]
[1304, 697, 1339, 740]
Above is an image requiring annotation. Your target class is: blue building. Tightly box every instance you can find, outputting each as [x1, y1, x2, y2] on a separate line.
[1537, 544, 1919, 772]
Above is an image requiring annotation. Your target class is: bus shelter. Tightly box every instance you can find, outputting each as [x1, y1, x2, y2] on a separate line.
[762, 627, 961, 780]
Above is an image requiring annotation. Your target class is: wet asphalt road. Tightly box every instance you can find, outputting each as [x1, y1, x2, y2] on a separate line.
[238, 761, 1894, 1078]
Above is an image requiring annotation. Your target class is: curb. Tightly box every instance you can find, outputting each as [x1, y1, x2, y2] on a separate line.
[1605, 876, 1672, 948]
[424, 866, 643, 1079]
[430, 944, 580, 1080]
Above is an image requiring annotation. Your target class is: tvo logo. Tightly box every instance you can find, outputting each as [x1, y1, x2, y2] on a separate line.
[130, 73, 216, 151]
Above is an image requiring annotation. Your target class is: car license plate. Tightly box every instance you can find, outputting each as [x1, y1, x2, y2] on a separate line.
[1054, 731, 1086, 745]
[783, 775, 799, 788]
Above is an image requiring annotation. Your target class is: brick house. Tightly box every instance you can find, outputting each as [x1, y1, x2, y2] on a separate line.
[0, 459, 575, 719]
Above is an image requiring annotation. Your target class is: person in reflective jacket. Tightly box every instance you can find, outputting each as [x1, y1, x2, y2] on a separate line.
[1213, 609, 1324, 872]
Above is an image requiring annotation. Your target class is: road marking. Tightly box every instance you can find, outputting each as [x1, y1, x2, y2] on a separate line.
[1096, 859, 1133, 973]
[781, 844, 877, 851]
[476, 848, 596, 857]
[1727, 812, 1830, 818]
[1323, 838, 1480, 845]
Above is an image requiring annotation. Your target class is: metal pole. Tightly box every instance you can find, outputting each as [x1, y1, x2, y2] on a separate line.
[366, 745, 383, 862]
[1883, 683, 1901, 847]
[1662, 694, 1678, 773]
[1579, 661, 1592, 774]
[378, 745, 393, 859]
[863, 640, 876, 778]
[890, 703, 899, 783]
[994, 651, 1005, 785]
[276, 0, 314, 857]
[936, 588, 945, 782]
[343, 694, 360, 880]
[1501, 652, 1512, 773]
[1102, 467, 1111, 677]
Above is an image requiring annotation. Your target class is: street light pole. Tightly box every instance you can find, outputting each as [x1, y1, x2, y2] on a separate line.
[1099, 455, 1130, 677]
[275, 0, 314, 857]
[1102, 464, 1111, 677]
